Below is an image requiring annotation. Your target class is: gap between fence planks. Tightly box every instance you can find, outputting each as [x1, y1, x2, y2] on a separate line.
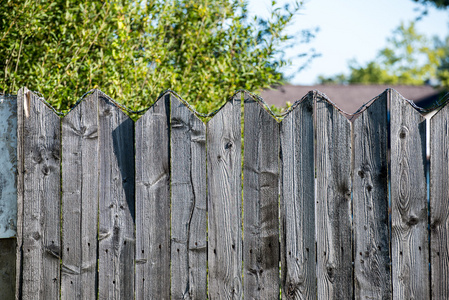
[10, 88, 449, 300]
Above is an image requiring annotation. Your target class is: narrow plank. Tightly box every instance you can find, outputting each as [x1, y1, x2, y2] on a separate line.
[135, 94, 170, 300]
[390, 90, 429, 299]
[19, 90, 61, 300]
[430, 101, 449, 299]
[0, 95, 17, 238]
[98, 91, 135, 300]
[315, 93, 352, 299]
[61, 91, 99, 300]
[170, 95, 207, 299]
[207, 94, 242, 299]
[353, 92, 391, 299]
[16, 88, 25, 300]
[243, 93, 280, 299]
[280, 92, 315, 299]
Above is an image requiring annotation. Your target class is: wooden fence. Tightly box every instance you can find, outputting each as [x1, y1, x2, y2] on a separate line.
[0, 87, 448, 299]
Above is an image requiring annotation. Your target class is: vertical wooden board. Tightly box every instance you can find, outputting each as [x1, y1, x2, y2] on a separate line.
[16, 89, 25, 300]
[135, 95, 170, 300]
[315, 94, 352, 299]
[170, 95, 207, 299]
[280, 93, 315, 299]
[243, 94, 280, 299]
[0, 95, 17, 238]
[390, 90, 429, 299]
[98, 91, 135, 300]
[19, 90, 61, 300]
[353, 92, 391, 299]
[61, 92, 99, 300]
[430, 102, 449, 299]
[207, 95, 242, 299]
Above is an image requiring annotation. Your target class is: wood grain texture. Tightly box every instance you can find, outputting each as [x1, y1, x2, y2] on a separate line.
[61, 92, 99, 300]
[97, 91, 135, 300]
[390, 90, 429, 299]
[207, 94, 242, 299]
[135, 94, 170, 300]
[315, 94, 352, 299]
[243, 94, 280, 299]
[280, 92, 315, 299]
[15, 88, 25, 300]
[430, 101, 449, 299]
[353, 92, 391, 299]
[19, 90, 61, 300]
[0, 95, 17, 238]
[170, 95, 207, 300]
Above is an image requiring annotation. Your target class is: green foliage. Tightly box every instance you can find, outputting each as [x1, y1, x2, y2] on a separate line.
[1, 0, 312, 113]
[412, 0, 449, 8]
[318, 22, 449, 89]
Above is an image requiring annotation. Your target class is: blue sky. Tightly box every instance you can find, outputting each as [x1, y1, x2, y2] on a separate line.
[248, 0, 449, 85]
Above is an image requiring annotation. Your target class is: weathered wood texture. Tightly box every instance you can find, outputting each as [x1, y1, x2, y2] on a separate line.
[97, 91, 135, 300]
[243, 93, 280, 299]
[280, 92, 315, 299]
[315, 93, 353, 299]
[390, 90, 429, 299]
[135, 95, 170, 300]
[430, 100, 449, 299]
[18, 89, 61, 300]
[353, 92, 391, 299]
[170, 95, 207, 300]
[9, 88, 449, 299]
[207, 94, 242, 299]
[61, 92, 99, 300]
[0, 95, 17, 238]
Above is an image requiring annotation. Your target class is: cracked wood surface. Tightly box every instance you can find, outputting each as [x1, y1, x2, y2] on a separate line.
[135, 95, 170, 300]
[243, 94, 280, 299]
[280, 93, 315, 299]
[207, 94, 242, 299]
[61, 91, 99, 300]
[18, 89, 61, 300]
[170, 95, 207, 300]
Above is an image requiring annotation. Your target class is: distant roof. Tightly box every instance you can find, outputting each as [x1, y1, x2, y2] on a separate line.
[260, 84, 444, 114]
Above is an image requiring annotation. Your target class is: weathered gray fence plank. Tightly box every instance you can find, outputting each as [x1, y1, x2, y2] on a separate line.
[61, 91, 99, 300]
[353, 92, 391, 299]
[170, 95, 207, 300]
[315, 94, 352, 299]
[390, 90, 429, 299]
[135, 95, 170, 300]
[0, 95, 17, 238]
[207, 95, 242, 299]
[97, 91, 135, 300]
[430, 101, 449, 299]
[280, 92, 315, 299]
[243, 94, 280, 299]
[18, 89, 61, 300]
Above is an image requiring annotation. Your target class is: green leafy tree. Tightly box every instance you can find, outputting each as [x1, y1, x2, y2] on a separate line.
[1, 0, 313, 113]
[412, 0, 449, 8]
[318, 22, 448, 88]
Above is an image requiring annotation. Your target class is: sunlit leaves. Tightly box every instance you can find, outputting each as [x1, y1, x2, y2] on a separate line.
[1, 0, 314, 113]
